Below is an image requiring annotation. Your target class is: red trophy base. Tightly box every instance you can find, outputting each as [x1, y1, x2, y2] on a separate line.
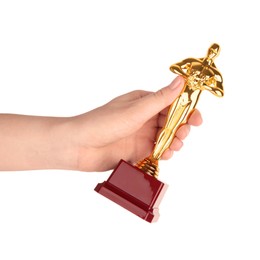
[94, 160, 168, 223]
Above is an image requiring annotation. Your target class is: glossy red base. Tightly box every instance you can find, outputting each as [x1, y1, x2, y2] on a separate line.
[94, 160, 168, 223]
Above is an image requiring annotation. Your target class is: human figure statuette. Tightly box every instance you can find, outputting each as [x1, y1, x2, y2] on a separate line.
[136, 43, 224, 177]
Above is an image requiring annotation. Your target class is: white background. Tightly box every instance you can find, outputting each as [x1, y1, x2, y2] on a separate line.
[0, 0, 259, 259]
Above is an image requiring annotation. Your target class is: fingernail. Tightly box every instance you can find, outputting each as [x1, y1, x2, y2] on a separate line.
[169, 76, 183, 89]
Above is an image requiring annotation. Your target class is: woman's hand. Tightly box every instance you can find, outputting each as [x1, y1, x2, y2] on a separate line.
[72, 76, 202, 171]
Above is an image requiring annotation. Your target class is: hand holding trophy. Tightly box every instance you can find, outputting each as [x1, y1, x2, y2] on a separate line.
[95, 43, 224, 223]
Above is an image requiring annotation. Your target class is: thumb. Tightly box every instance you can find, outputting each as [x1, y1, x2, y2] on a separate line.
[138, 76, 184, 119]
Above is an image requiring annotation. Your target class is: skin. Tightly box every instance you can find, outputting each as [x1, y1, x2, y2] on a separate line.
[0, 76, 202, 172]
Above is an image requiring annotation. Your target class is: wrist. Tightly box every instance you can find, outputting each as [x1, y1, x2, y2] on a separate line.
[55, 115, 103, 172]
[45, 117, 80, 171]
[66, 115, 107, 172]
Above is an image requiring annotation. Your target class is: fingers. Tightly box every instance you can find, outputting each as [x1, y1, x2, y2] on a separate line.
[111, 90, 151, 102]
[188, 109, 203, 126]
[160, 136, 183, 159]
[170, 137, 183, 151]
[160, 149, 174, 160]
[160, 137, 183, 160]
[135, 76, 185, 121]
[175, 124, 190, 140]
[158, 109, 203, 160]
[158, 109, 202, 127]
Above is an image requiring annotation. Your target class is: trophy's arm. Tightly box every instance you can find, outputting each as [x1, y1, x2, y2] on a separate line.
[151, 83, 201, 160]
[170, 58, 203, 76]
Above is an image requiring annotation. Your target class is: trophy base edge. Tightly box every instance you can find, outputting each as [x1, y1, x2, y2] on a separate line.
[94, 159, 168, 223]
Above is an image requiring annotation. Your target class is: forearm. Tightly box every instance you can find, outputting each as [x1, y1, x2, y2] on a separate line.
[0, 114, 78, 171]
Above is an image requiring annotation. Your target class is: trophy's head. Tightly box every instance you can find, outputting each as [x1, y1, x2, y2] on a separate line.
[207, 43, 220, 60]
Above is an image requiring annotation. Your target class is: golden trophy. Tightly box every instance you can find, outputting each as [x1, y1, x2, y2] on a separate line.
[95, 43, 224, 222]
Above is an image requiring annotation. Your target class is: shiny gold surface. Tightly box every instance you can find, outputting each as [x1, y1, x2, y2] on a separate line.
[136, 43, 224, 177]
